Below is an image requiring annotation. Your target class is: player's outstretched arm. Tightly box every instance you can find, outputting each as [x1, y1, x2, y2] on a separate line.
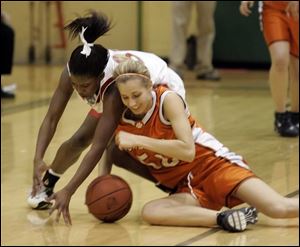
[48, 84, 124, 225]
[32, 66, 73, 196]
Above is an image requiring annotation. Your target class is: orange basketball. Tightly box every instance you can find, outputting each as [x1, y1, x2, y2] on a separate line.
[85, 174, 133, 223]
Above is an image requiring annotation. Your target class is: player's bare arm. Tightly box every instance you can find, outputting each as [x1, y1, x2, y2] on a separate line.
[32, 66, 74, 196]
[48, 84, 124, 224]
[116, 92, 195, 162]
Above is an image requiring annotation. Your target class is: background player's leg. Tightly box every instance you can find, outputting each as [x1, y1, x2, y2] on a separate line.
[268, 42, 298, 136]
[289, 55, 299, 131]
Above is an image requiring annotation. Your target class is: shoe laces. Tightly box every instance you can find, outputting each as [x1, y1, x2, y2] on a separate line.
[244, 207, 258, 224]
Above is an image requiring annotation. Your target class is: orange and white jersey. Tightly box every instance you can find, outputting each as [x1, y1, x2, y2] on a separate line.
[68, 49, 185, 113]
[116, 86, 250, 189]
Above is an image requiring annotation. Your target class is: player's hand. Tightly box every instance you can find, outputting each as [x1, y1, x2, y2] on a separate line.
[48, 188, 72, 225]
[286, 1, 299, 20]
[115, 131, 140, 151]
[32, 160, 49, 196]
[239, 1, 254, 16]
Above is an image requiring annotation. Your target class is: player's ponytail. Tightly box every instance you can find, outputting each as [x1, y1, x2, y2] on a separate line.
[64, 11, 112, 78]
[64, 10, 111, 43]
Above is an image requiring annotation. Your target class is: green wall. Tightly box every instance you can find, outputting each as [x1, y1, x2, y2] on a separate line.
[213, 1, 270, 68]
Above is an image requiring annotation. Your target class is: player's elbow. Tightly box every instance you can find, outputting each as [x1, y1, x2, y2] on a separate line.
[182, 146, 195, 163]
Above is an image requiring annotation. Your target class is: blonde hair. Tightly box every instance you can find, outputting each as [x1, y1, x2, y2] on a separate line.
[113, 60, 151, 86]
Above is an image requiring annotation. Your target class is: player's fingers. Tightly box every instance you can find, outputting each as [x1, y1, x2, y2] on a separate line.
[32, 177, 42, 196]
[244, 7, 251, 16]
[63, 210, 72, 226]
[48, 203, 56, 216]
[37, 174, 44, 184]
[32, 180, 38, 196]
[240, 6, 249, 16]
[47, 193, 55, 202]
[55, 209, 62, 223]
[47, 195, 56, 215]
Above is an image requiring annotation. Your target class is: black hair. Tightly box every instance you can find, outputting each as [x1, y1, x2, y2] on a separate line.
[64, 10, 112, 78]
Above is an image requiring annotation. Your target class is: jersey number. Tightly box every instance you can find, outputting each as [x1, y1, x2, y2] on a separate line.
[136, 153, 180, 169]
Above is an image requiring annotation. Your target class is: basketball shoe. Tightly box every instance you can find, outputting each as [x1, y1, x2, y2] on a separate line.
[290, 112, 299, 133]
[196, 69, 221, 81]
[27, 169, 61, 210]
[274, 112, 298, 137]
[217, 206, 258, 232]
[27, 185, 54, 210]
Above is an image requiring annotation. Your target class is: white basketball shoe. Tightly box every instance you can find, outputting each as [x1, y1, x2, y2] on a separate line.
[27, 186, 53, 210]
[217, 207, 258, 232]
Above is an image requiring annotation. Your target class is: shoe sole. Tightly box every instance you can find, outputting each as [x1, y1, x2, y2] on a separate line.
[227, 211, 247, 232]
[227, 207, 258, 232]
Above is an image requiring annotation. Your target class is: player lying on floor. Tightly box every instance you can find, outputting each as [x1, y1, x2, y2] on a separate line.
[104, 59, 298, 232]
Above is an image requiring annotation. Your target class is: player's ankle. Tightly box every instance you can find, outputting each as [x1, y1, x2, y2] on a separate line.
[42, 169, 61, 189]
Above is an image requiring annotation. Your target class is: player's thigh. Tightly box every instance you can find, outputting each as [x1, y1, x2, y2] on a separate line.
[143, 192, 200, 212]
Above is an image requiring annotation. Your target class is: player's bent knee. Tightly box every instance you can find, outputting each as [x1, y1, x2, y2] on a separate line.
[272, 57, 289, 71]
[141, 202, 159, 224]
[141, 200, 169, 225]
[263, 202, 289, 218]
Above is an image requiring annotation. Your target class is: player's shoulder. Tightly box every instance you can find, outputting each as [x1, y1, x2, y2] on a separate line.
[156, 86, 179, 100]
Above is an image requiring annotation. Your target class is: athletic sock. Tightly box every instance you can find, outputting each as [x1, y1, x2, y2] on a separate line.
[42, 169, 61, 190]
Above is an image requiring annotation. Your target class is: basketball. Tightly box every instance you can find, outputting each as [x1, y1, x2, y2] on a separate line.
[85, 174, 133, 223]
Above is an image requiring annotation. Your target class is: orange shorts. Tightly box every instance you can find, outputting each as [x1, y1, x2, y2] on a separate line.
[176, 156, 256, 210]
[262, 4, 299, 57]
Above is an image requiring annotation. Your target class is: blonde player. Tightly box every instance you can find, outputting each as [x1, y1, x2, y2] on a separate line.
[27, 10, 185, 210]
[93, 60, 296, 231]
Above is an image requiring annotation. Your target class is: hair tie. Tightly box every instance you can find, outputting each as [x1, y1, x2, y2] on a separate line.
[79, 26, 94, 57]
[115, 73, 151, 82]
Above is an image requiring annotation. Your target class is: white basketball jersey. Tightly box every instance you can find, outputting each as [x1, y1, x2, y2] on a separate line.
[69, 49, 185, 113]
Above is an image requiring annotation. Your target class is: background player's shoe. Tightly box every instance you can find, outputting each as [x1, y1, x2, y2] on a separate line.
[196, 69, 220, 81]
[274, 112, 298, 137]
[27, 186, 53, 210]
[217, 207, 258, 232]
[290, 112, 299, 132]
